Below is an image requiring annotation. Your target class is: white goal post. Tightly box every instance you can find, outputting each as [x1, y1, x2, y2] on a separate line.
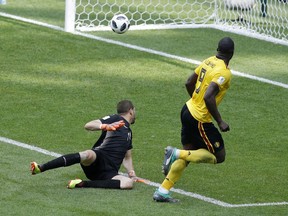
[65, 0, 288, 45]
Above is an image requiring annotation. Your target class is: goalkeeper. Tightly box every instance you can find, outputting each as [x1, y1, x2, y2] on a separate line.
[153, 37, 235, 202]
[31, 100, 138, 189]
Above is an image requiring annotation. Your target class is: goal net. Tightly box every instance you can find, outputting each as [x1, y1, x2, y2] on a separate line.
[65, 0, 288, 45]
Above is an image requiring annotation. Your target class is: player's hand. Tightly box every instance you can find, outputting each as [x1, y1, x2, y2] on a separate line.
[218, 120, 230, 132]
[100, 120, 125, 131]
[128, 170, 136, 178]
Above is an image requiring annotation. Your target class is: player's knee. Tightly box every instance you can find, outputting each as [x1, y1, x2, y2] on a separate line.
[216, 155, 225, 163]
[215, 149, 226, 164]
[79, 150, 96, 165]
[120, 178, 134, 189]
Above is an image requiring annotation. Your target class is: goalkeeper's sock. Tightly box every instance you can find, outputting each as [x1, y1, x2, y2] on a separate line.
[40, 153, 81, 172]
[179, 149, 217, 164]
[81, 180, 121, 189]
[161, 159, 187, 191]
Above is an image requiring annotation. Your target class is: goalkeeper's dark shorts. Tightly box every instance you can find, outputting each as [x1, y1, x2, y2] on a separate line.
[81, 149, 118, 180]
[180, 104, 224, 154]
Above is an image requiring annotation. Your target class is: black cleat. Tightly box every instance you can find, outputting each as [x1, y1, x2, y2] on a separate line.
[162, 146, 177, 176]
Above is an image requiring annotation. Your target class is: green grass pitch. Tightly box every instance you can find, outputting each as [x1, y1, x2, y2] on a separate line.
[0, 1, 288, 216]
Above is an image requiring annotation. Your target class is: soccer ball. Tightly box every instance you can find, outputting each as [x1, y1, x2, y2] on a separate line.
[110, 14, 130, 34]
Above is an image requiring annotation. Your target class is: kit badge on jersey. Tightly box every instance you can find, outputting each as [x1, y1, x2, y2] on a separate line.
[217, 76, 225, 85]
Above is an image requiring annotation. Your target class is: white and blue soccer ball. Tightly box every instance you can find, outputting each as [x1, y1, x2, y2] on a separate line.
[110, 14, 130, 34]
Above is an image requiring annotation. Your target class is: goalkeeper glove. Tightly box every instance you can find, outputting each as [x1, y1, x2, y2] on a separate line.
[100, 120, 125, 131]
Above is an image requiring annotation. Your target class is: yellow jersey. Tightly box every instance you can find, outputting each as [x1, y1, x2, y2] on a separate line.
[186, 56, 231, 123]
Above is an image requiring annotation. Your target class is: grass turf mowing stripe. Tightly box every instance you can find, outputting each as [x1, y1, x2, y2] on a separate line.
[0, 12, 287, 90]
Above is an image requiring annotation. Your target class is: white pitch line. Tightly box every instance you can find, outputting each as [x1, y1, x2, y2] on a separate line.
[73, 31, 288, 89]
[1, 136, 287, 208]
[0, 12, 287, 90]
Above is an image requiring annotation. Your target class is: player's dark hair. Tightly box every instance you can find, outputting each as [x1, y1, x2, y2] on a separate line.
[217, 37, 234, 53]
[117, 100, 134, 114]
[216, 37, 234, 63]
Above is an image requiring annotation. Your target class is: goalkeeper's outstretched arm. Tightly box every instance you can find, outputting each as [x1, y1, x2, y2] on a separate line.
[122, 149, 136, 178]
[85, 119, 125, 131]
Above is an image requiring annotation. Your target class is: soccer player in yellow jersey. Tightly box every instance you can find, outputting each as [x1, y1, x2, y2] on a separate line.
[153, 37, 235, 202]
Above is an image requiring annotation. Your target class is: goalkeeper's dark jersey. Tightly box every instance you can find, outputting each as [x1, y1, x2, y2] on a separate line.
[92, 114, 133, 171]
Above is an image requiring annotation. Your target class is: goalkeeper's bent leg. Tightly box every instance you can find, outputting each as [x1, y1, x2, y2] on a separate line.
[81, 180, 121, 189]
[39, 153, 81, 172]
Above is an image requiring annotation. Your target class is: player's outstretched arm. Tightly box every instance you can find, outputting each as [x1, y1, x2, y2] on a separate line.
[100, 120, 125, 131]
[85, 119, 125, 131]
